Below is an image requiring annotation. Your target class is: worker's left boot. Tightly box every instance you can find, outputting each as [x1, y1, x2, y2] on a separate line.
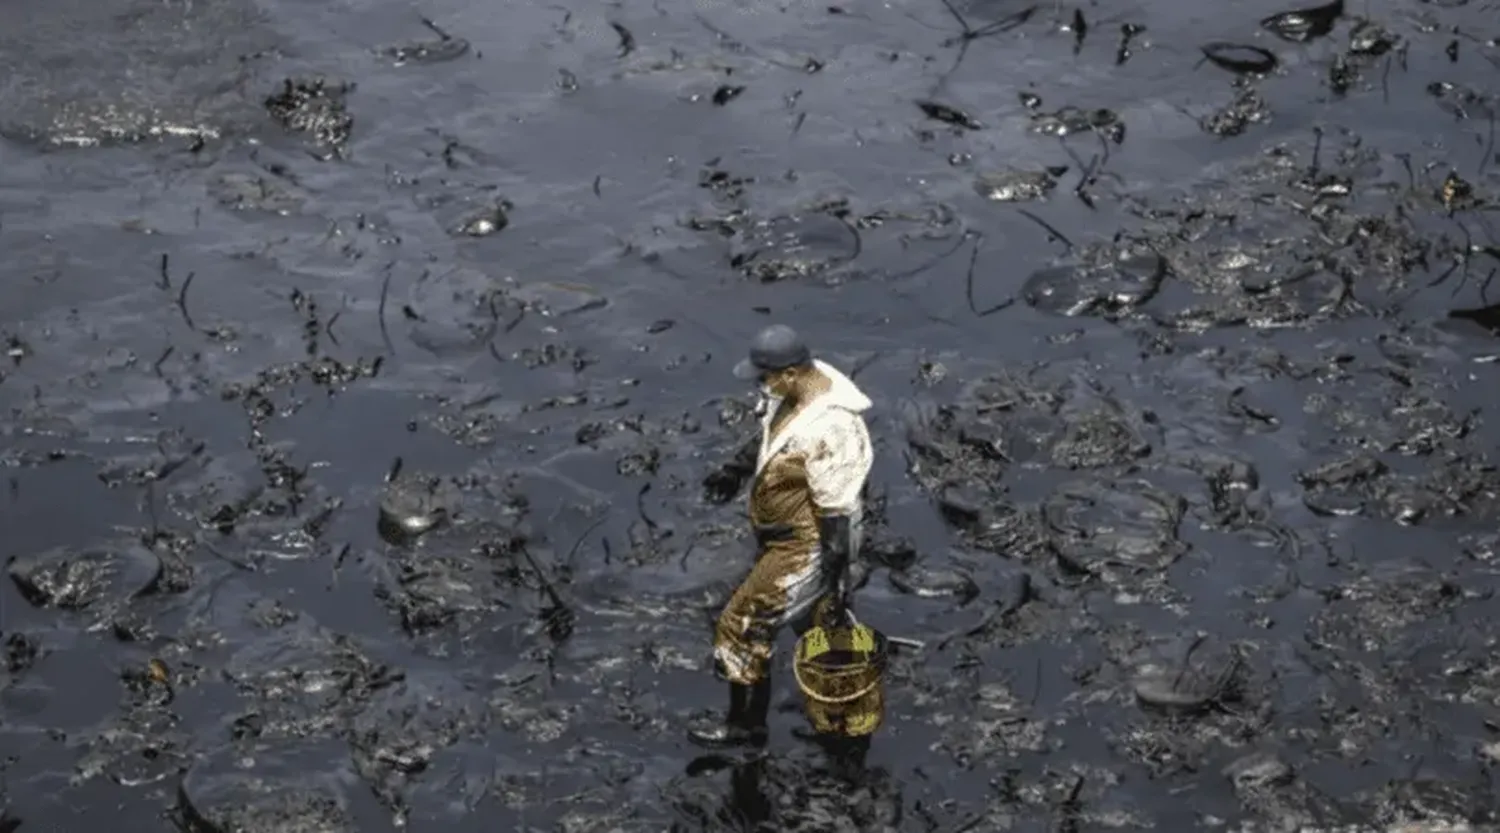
[687, 678, 771, 749]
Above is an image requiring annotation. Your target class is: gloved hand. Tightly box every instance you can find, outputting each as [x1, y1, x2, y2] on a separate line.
[817, 514, 854, 620]
[702, 435, 758, 505]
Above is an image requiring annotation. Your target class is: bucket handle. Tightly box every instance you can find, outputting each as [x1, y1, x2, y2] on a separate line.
[793, 659, 882, 705]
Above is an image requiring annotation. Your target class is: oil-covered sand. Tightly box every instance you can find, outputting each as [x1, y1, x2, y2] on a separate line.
[3, 0, 1500, 830]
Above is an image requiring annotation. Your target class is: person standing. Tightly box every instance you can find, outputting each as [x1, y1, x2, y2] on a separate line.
[688, 325, 875, 750]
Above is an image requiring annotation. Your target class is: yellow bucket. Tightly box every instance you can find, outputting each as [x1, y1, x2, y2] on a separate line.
[793, 619, 889, 738]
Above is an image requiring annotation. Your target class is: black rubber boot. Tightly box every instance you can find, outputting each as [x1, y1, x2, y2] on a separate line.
[688, 679, 771, 749]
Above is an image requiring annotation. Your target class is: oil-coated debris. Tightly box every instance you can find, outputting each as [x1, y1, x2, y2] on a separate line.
[264, 78, 354, 156]
[1201, 43, 1280, 75]
[916, 99, 983, 129]
[381, 17, 471, 66]
[973, 168, 1064, 202]
[1260, 0, 1344, 43]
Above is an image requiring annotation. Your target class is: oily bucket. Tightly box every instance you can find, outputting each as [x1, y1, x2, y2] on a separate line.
[792, 616, 889, 738]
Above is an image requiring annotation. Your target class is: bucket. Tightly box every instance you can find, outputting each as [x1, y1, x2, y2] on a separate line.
[792, 616, 889, 738]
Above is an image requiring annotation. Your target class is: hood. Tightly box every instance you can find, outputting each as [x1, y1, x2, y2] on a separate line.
[811, 359, 873, 414]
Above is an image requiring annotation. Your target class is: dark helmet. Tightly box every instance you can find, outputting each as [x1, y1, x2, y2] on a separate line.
[733, 325, 813, 380]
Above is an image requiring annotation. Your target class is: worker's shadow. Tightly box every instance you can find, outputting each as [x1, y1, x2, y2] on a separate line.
[683, 754, 773, 831]
[683, 743, 892, 832]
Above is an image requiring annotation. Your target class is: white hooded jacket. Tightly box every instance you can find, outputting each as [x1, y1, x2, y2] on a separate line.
[754, 359, 874, 519]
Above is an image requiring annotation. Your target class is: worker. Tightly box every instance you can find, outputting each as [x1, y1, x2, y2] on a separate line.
[687, 324, 875, 751]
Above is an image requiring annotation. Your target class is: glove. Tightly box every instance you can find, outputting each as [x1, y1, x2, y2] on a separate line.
[817, 514, 854, 620]
[702, 435, 759, 505]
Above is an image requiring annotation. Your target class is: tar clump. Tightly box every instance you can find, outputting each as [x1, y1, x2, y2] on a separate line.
[264, 77, 354, 157]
